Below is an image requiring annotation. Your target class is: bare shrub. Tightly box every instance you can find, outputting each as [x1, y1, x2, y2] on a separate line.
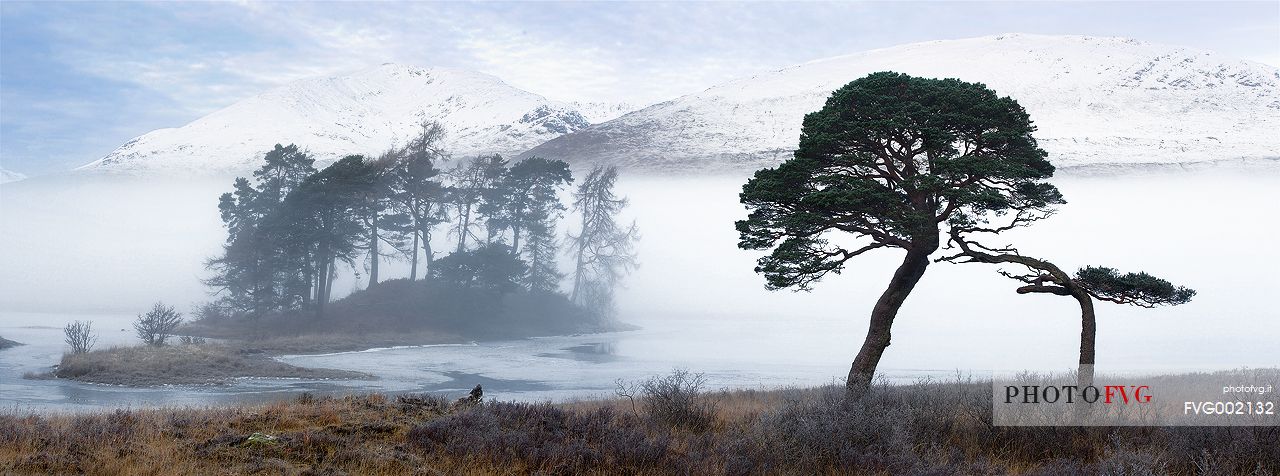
[636, 369, 717, 432]
[614, 378, 641, 416]
[63, 320, 97, 354]
[134, 302, 183, 347]
[759, 384, 922, 471]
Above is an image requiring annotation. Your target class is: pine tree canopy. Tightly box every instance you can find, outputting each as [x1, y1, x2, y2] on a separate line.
[737, 71, 1064, 290]
[1074, 266, 1196, 307]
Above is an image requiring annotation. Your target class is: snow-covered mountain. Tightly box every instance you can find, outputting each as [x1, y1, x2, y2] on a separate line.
[569, 101, 641, 123]
[79, 64, 603, 174]
[522, 34, 1280, 173]
[0, 167, 27, 184]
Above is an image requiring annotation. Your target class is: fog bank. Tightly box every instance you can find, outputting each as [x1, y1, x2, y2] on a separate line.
[1, 169, 1276, 373]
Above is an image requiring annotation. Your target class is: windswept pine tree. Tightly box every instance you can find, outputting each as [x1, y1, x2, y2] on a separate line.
[737, 72, 1063, 396]
[941, 233, 1194, 384]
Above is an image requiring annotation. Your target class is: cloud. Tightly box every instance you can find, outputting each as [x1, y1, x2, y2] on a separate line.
[455, 30, 624, 103]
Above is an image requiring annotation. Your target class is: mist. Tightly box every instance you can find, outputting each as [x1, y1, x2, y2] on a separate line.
[613, 170, 1280, 373]
[2, 168, 1277, 378]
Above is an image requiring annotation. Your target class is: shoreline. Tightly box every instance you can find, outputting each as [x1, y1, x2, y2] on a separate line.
[31, 321, 638, 387]
[32, 344, 375, 387]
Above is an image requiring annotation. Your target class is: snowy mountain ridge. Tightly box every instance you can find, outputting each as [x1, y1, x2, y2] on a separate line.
[522, 34, 1280, 173]
[78, 35, 1280, 176]
[78, 64, 628, 174]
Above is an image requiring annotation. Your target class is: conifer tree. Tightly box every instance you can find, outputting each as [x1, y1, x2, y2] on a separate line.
[207, 144, 315, 317]
[567, 165, 638, 313]
[941, 234, 1194, 384]
[737, 72, 1062, 396]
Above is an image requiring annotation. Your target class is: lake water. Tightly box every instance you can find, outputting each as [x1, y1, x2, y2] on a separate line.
[1, 167, 1277, 411]
[1, 311, 950, 412]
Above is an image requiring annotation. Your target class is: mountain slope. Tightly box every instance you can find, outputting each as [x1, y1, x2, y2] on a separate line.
[80, 64, 602, 174]
[522, 34, 1280, 173]
[569, 101, 640, 123]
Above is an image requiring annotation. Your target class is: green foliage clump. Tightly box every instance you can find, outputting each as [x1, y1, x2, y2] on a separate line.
[431, 243, 527, 293]
[1074, 266, 1196, 307]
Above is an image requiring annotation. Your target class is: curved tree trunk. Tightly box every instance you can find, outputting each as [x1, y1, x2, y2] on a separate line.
[846, 238, 937, 397]
[1017, 282, 1096, 386]
[947, 235, 1101, 388]
[1072, 290, 1096, 387]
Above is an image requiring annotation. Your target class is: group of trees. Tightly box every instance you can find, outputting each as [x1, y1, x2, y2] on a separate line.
[738, 72, 1194, 396]
[206, 122, 637, 321]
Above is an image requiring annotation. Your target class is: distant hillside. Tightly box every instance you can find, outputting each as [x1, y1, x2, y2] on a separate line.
[78, 64, 632, 175]
[522, 34, 1280, 173]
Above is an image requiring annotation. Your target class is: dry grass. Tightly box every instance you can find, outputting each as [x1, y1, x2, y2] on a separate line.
[48, 344, 373, 386]
[0, 394, 443, 475]
[2, 377, 1277, 475]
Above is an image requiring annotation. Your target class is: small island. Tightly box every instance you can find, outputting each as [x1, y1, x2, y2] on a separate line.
[38, 137, 639, 386]
[53, 344, 372, 386]
[0, 336, 21, 350]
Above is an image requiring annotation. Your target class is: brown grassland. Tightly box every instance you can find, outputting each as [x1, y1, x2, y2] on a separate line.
[2, 373, 1276, 475]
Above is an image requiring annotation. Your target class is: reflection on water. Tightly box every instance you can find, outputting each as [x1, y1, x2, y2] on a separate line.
[537, 342, 620, 363]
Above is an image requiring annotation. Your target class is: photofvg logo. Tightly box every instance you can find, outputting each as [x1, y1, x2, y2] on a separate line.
[1004, 384, 1152, 405]
[992, 367, 1279, 426]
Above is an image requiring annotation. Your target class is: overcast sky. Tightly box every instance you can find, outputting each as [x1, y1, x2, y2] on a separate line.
[2, 1, 1277, 176]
